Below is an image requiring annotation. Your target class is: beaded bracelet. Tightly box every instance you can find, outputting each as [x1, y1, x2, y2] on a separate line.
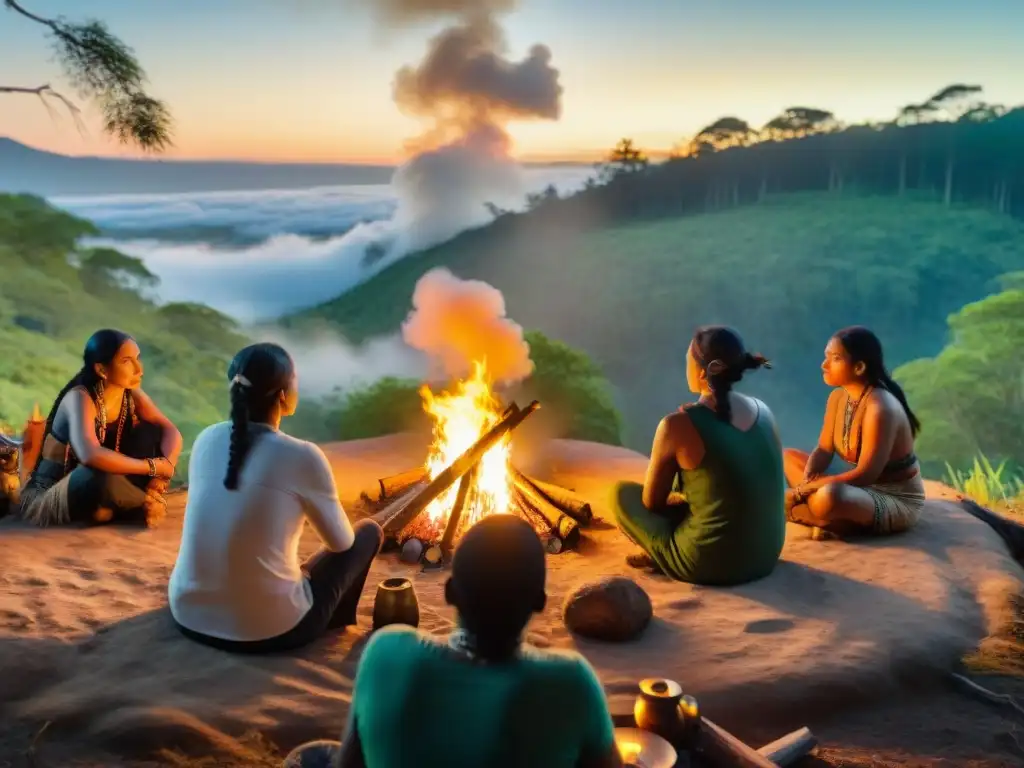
[146, 458, 156, 477]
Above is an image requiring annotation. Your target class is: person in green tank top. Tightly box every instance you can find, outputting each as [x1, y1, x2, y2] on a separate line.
[612, 326, 786, 585]
[284, 514, 622, 768]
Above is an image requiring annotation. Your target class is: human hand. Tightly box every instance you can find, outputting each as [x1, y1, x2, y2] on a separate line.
[152, 457, 175, 479]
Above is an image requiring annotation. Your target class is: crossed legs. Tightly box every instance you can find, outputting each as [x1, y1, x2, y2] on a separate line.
[783, 448, 877, 536]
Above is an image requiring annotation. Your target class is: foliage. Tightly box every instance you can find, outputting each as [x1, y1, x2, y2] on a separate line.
[331, 377, 427, 442]
[0, 193, 241, 482]
[514, 331, 623, 445]
[945, 454, 1024, 508]
[2, 0, 172, 150]
[288, 194, 1024, 450]
[897, 277, 1024, 473]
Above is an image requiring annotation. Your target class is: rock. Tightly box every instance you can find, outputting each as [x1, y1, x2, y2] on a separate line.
[283, 740, 341, 768]
[400, 537, 425, 564]
[563, 576, 653, 642]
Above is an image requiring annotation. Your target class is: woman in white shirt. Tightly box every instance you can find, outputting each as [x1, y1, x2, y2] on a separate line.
[168, 342, 383, 653]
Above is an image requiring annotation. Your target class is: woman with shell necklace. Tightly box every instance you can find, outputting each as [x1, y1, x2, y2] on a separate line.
[19, 329, 180, 528]
[784, 326, 925, 538]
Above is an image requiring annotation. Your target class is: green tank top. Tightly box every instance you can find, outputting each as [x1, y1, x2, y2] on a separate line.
[672, 401, 786, 585]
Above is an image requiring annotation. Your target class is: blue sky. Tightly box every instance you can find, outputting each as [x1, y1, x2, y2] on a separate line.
[1, 0, 1021, 162]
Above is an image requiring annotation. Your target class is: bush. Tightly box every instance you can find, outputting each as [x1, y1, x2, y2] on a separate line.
[296, 331, 624, 446]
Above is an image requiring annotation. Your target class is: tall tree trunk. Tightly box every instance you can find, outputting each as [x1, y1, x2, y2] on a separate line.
[898, 154, 907, 196]
[758, 175, 768, 202]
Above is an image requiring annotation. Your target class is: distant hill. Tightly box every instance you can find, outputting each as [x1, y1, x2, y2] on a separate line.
[285, 194, 1024, 454]
[0, 138, 397, 195]
[0, 138, 591, 196]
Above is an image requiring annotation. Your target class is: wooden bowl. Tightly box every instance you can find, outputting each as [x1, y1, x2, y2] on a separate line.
[614, 727, 678, 768]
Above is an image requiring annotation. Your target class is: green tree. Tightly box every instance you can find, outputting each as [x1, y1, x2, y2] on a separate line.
[601, 138, 649, 180]
[896, 274, 1024, 472]
[1, 0, 172, 151]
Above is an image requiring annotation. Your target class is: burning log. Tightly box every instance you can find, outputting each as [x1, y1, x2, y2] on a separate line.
[512, 476, 581, 552]
[372, 400, 540, 535]
[439, 465, 478, 554]
[510, 467, 593, 525]
[378, 467, 429, 500]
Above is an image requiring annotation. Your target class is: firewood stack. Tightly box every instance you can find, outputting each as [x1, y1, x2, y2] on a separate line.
[368, 400, 596, 564]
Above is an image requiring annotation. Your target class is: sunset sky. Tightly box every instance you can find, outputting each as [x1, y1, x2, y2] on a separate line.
[1, 0, 1022, 164]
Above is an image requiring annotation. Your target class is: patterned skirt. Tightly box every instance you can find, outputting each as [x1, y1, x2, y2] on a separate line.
[864, 474, 926, 534]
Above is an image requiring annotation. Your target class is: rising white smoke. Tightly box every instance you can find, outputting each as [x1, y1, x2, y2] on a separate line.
[401, 267, 533, 385]
[347, 0, 563, 267]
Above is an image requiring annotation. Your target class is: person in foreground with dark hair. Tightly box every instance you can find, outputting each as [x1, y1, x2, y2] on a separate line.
[612, 326, 785, 585]
[784, 326, 925, 537]
[284, 514, 621, 768]
[19, 329, 180, 527]
[168, 342, 383, 654]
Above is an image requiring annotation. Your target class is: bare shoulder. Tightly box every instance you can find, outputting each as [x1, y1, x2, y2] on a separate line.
[63, 386, 94, 414]
[132, 387, 155, 407]
[661, 409, 693, 437]
[867, 387, 902, 417]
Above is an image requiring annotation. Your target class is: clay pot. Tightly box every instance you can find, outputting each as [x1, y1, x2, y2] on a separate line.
[372, 577, 420, 630]
[633, 678, 694, 745]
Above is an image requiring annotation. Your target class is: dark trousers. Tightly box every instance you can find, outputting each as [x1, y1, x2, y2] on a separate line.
[177, 519, 384, 654]
[66, 421, 164, 523]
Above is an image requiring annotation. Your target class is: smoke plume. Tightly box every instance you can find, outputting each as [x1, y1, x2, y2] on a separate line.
[349, 0, 562, 268]
[401, 267, 533, 385]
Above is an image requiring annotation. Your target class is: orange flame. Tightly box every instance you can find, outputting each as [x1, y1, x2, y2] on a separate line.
[420, 360, 512, 532]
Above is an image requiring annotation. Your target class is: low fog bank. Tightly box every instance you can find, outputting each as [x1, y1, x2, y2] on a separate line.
[71, 167, 593, 323]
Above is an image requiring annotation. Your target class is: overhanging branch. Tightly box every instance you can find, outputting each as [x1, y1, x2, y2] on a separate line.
[4, 0, 55, 30]
[0, 82, 86, 134]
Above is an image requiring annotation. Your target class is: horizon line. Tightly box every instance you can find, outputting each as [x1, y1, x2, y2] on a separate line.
[1, 136, 675, 167]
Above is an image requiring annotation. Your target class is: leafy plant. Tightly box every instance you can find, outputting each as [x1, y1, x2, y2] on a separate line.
[944, 453, 1024, 507]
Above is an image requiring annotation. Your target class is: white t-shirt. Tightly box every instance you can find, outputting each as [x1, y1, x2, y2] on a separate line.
[168, 421, 356, 642]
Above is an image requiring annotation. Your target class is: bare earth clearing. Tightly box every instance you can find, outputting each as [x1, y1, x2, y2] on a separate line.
[2, 435, 1024, 767]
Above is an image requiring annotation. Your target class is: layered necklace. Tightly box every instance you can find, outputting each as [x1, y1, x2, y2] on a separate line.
[63, 381, 133, 474]
[841, 385, 872, 455]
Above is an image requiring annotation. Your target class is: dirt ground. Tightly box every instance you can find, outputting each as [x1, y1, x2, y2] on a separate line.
[3, 675, 1024, 767]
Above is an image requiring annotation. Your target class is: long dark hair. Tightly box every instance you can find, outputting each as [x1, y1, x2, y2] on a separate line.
[31, 329, 135, 479]
[223, 342, 295, 490]
[691, 326, 770, 423]
[834, 326, 921, 436]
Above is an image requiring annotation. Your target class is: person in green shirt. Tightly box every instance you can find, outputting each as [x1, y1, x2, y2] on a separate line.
[285, 514, 622, 768]
[612, 325, 786, 585]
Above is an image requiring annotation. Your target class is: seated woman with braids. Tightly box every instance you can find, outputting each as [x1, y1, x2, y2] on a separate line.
[612, 326, 786, 585]
[169, 343, 383, 654]
[19, 329, 180, 528]
[784, 326, 925, 538]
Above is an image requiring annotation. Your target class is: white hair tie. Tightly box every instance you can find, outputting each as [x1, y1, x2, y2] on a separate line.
[231, 374, 252, 388]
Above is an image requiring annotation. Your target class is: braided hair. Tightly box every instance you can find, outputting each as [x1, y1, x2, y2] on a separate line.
[834, 326, 921, 436]
[691, 326, 771, 423]
[29, 329, 135, 480]
[223, 342, 295, 490]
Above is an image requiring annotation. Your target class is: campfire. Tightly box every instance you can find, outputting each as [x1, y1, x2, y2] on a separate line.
[370, 363, 594, 566]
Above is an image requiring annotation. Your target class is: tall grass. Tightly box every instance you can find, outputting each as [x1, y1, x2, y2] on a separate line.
[945, 453, 1024, 508]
